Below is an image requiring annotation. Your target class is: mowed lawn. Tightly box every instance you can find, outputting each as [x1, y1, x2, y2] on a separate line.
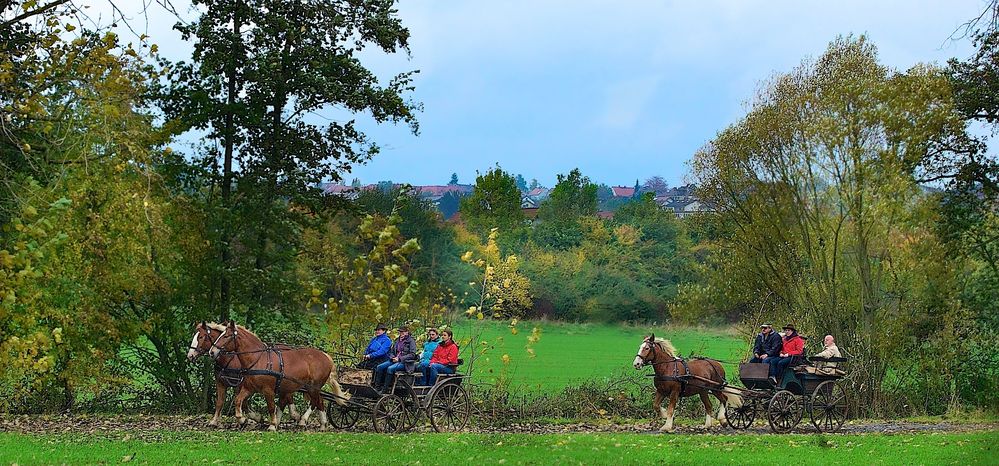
[448, 320, 745, 391]
[0, 431, 993, 465]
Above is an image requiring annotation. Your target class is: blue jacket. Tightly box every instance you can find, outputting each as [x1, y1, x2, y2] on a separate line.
[420, 338, 441, 364]
[365, 334, 392, 359]
[753, 331, 782, 358]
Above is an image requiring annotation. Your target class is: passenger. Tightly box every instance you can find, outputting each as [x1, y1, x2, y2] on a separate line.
[414, 328, 441, 385]
[812, 334, 842, 374]
[358, 323, 392, 369]
[767, 324, 804, 385]
[373, 326, 417, 393]
[750, 323, 781, 363]
[422, 329, 459, 386]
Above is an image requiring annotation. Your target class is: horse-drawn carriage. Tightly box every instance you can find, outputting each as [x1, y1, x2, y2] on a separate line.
[724, 356, 850, 433]
[319, 362, 471, 433]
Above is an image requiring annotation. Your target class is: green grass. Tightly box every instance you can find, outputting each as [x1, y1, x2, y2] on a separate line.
[1, 430, 993, 465]
[448, 320, 744, 391]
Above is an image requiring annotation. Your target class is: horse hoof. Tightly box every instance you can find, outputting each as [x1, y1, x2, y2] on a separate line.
[267, 425, 277, 432]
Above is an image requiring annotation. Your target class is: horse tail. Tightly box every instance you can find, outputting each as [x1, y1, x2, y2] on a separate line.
[323, 352, 350, 405]
[726, 391, 744, 408]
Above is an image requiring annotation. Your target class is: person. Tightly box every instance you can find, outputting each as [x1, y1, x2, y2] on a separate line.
[768, 324, 805, 385]
[358, 323, 392, 369]
[421, 329, 459, 386]
[373, 326, 417, 392]
[812, 334, 842, 374]
[420, 328, 441, 367]
[750, 324, 781, 363]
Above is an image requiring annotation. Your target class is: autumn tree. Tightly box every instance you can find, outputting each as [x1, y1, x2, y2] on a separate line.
[459, 166, 524, 237]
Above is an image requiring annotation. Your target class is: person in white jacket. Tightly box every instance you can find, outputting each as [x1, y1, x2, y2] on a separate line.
[812, 335, 842, 374]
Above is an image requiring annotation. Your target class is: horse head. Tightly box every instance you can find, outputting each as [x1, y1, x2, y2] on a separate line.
[208, 320, 240, 359]
[633, 333, 656, 369]
[188, 321, 221, 361]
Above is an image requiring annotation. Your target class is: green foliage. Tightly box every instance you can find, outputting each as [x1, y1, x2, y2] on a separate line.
[534, 169, 598, 249]
[459, 166, 525, 237]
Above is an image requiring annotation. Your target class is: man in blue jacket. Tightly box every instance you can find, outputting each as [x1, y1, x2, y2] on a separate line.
[750, 323, 781, 363]
[358, 323, 391, 369]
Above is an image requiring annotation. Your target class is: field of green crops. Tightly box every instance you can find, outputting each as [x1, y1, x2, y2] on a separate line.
[0, 430, 992, 465]
[447, 320, 746, 391]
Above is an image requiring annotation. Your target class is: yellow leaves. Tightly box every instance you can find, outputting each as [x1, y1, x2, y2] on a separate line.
[461, 251, 473, 262]
[22, 0, 38, 11]
[64, 23, 76, 32]
[501, 354, 511, 365]
[476, 312, 484, 320]
[52, 327, 62, 344]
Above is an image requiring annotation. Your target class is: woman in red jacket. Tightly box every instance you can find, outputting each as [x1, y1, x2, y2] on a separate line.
[421, 329, 459, 386]
[767, 324, 804, 385]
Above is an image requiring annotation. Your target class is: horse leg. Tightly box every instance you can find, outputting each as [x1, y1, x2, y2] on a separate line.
[233, 387, 251, 427]
[209, 380, 226, 426]
[298, 397, 314, 427]
[265, 389, 278, 432]
[313, 390, 328, 431]
[700, 392, 714, 428]
[714, 392, 728, 424]
[653, 389, 666, 421]
[661, 390, 679, 432]
[280, 392, 301, 422]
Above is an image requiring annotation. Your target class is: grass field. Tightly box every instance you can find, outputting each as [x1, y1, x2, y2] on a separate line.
[0, 430, 992, 465]
[449, 319, 745, 391]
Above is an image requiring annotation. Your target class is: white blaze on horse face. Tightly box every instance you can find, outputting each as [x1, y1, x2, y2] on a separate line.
[187, 331, 200, 360]
[633, 342, 647, 369]
[208, 330, 227, 358]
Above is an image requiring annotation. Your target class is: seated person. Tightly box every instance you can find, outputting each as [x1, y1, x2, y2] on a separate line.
[358, 323, 391, 369]
[373, 326, 417, 392]
[420, 328, 441, 367]
[750, 323, 781, 363]
[768, 324, 804, 385]
[811, 334, 842, 374]
[420, 329, 459, 386]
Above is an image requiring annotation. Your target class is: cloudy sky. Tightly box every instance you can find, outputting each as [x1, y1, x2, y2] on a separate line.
[116, 1, 986, 187]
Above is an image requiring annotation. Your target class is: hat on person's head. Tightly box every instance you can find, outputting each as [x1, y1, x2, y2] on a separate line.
[760, 323, 772, 328]
[783, 324, 797, 332]
[375, 323, 388, 331]
[398, 325, 410, 333]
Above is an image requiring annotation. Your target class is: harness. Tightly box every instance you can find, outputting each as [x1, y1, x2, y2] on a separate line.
[197, 329, 311, 393]
[638, 342, 727, 395]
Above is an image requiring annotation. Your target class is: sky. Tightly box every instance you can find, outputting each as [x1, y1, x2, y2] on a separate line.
[106, 1, 987, 188]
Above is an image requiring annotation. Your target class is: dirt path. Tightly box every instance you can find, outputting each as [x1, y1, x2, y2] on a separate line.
[1, 415, 995, 435]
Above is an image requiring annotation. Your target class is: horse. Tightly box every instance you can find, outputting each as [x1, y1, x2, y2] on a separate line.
[209, 321, 350, 431]
[633, 334, 743, 432]
[187, 322, 301, 426]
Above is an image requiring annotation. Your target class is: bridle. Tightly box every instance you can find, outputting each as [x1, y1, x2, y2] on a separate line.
[210, 328, 238, 359]
[189, 327, 216, 358]
[636, 339, 658, 367]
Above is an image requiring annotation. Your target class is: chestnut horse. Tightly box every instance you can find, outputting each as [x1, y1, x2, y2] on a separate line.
[187, 322, 301, 426]
[633, 334, 742, 432]
[209, 321, 349, 431]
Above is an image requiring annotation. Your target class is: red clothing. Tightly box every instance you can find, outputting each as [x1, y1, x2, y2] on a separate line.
[430, 340, 459, 365]
[781, 335, 805, 356]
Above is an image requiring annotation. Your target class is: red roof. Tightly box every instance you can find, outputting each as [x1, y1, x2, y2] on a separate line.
[611, 186, 635, 197]
[416, 185, 473, 197]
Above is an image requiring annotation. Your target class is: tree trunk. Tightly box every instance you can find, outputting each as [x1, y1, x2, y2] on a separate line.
[219, 4, 242, 322]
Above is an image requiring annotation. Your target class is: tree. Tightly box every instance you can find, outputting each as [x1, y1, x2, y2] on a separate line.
[643, 176, 668, 195]
[459, 166, 524, 236]
[689, 36, 971, 414]
[528, 178, 541, 191]
[515, 174, 528, 192]
[449, 173, 459, 185]
[533, 169, 597, 249]
[437, 191, 462, 220]
[157, 0, 419, 320]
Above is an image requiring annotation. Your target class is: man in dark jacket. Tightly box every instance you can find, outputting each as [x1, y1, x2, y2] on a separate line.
[373, 326, 417, 392]
[750, 324, 781, 363]
[358, 323, 392, 369]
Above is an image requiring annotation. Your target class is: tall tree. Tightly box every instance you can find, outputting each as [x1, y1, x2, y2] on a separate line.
[459, 166, 524, 236]
[534, 168, 597, 249]
[158, 0, 419, 320]
[448, 172, 459, 185]
[515, 173, 528, 192]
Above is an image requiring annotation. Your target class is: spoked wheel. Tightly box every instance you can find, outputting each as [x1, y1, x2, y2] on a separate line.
[372, 394, 411, 433]
[766, 390, 803, 433]
[327, 401, 360, 430]
[428, 382, 470, 432]
[724, 398, 757, 430]
[809, 380, 849, 432]
[392, 378, 421, 432]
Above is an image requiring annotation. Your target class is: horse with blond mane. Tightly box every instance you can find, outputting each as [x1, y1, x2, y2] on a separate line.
[209, 321, 350, 431]
[633, 334, 742, 432]
[187, 322, 302, 426]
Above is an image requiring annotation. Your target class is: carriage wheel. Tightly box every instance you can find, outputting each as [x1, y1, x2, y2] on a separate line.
[327, 401, 360, 430]
[428, 382, 470, 432]
[372, 394, 411, 433]
[808, 380, 849, 433]
[724, 397, 756, 430]
[393, 378, 421, 432]
[766, 390, 802, 434]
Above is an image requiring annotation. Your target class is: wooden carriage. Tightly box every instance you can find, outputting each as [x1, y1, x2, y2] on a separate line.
[725, 356, 850, 433]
